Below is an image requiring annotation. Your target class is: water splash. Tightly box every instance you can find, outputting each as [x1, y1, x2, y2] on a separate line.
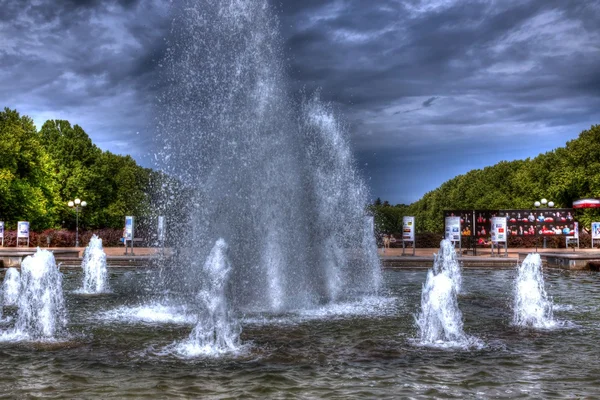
[79, 234, 110, 294]
[415, 240, 479, 348]
[174, 239, 241, 357]
[3, 249, 67, 340]
[432, 239, 462, 294]
[155, 0, 381, 312]
[2, 268, 20, 306]
[513, 253, 556, 329]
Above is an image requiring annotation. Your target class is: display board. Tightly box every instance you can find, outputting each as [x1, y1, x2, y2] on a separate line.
[444, 216, 461, 243]
[491, 216, 507, 243]
[125, 216, 134, 240]
[17, 221, 29, 247]
[17, 221, 29, 238]
[533, 209, 576, 237]
[402, 216, 415, 241]
[592, 222, 600, 240]
[0, 221, 3, 247]
[445, 208, 576, 238]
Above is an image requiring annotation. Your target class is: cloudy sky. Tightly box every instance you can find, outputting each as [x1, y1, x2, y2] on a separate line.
[2, 0, 600, 204]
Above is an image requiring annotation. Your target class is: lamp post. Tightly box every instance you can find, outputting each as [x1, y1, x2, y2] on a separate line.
[534, 198, 554, 249]
[68, 198, 87, 247]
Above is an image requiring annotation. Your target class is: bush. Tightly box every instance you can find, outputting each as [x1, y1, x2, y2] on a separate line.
[1, 228, 125, 247]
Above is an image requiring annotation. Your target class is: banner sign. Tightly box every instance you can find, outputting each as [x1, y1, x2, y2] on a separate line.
[574, 222, 579, 238]
[125, 216, 134, 240]
[592, 222, 600, 240]
[491, 216, 507, 243]
[157, 216, 165, 241]
[17, 221, 30, 238]
[402, 216, 415, 241]
[445, 216, 461, 242]
[0, 221, 3, 236]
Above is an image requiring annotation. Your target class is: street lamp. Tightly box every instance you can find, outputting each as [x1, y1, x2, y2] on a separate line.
[68, 198, 87, 247]
[534, 198, 554, 249]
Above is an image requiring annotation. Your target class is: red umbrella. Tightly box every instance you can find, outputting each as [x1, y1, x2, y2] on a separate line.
[573, 198, 600, 208]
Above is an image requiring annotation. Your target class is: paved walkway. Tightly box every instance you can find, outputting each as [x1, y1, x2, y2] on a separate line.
[378, 246, 586, 258]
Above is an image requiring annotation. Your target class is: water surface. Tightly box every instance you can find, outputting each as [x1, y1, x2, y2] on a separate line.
[0, 268, 599, 398]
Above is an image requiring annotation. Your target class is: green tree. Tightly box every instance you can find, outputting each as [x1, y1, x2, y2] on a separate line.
[0, 108, 61, 229]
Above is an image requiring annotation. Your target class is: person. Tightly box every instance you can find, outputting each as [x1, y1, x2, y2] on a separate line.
[383, 234, 390, 252]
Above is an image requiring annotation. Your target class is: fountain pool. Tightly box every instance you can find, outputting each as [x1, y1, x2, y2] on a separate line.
[0, 267, 599, 398]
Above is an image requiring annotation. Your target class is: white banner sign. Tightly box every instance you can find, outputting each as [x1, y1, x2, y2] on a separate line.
[125, 216, 134, 240]
[592, 222, 600, 240]
[402, 216, 415, 241]
[491, 216, 507, 243]
[17, 221, 30, 238]
[445, 216, 461, 242]
[0, 221, 3, 236]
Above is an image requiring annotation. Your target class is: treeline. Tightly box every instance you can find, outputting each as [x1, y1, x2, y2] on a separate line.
[0, 107, 165, 231]
[371, 125, 600, 234]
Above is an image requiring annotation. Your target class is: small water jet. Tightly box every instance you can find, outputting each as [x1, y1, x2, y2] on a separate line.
[174, 239, 241, 356]
[79, 234, 110, 294]
[2, 268, 20, 306]
[415, 240, 477, 347]
[513, 253, 556, 329]
[8, 249, 67, 340]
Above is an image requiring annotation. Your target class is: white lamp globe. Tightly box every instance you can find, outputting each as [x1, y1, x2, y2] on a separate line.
[75, 198, 81, 205]
[534, 201, 541, 207]
[541, 198, 547, 205]
[81, 201, 87, 207]
[68, 201, 74, 207]
[548, 201, 554, 208]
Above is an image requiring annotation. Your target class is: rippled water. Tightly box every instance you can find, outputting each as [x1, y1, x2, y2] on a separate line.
[1, 268, 599, 398]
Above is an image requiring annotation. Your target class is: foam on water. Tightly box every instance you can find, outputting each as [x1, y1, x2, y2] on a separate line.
[513, 253, 557, 329]
[2, 268, 20, 306]
[97, 303, 196, 325]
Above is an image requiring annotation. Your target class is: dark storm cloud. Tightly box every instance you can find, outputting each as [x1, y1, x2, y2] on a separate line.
[276, 0, 600, 203]
[0, 0, 169, 163]
[2, 0, 599, 204]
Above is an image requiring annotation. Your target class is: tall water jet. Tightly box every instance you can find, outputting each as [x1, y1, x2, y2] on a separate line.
[175, 239, 241, 356]
[416, 240, 475, 347]
[2, 268, 20, 306]
[79, 234, 110, 294]
[13, 249, 67, 340]
[155, 0, 381, 311]
[513, 253, 556, 329]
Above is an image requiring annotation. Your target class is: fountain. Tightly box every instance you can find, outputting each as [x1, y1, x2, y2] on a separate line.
[78, 234, 110, 294]
[4, 249, 67, 340]
[174, 239, 241, 356]
[154, 0, 381, 315]
[2, 268, 20, 306]
[513, 253, 556, 328]
[415, 240, 478, 347]
[0, 0, 599, 396]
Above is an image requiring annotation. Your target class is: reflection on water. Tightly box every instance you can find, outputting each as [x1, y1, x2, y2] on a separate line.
[0, 268, 599, 398]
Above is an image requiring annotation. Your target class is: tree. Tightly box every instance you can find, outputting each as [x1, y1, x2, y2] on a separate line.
[0, 108, 61, 229]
